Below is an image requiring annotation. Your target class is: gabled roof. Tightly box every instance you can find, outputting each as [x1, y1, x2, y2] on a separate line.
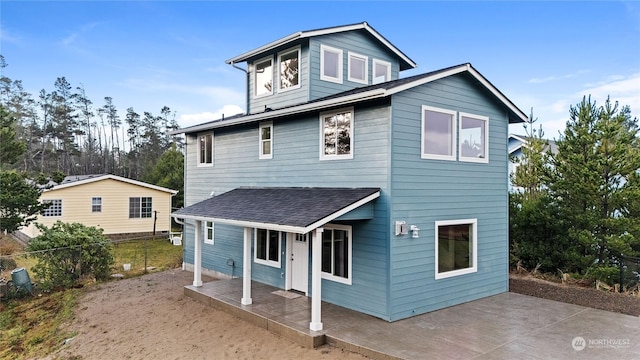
[225, 22, 417, 71]
[172, 187, 380, 234]
[172, 63, 527, 135]
[44, 174, 178, 194]
[508, 134, 558, 155]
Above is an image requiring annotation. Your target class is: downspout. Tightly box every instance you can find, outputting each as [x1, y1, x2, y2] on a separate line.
[230, 61, 249, 114]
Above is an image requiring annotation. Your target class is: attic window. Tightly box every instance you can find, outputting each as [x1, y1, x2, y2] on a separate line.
[372, 59, 391, 84]
[278, 47, 300, 91]
[348, 52, 368, 84]
[320, 44, 343, 84]
[254, 57, 273, 97]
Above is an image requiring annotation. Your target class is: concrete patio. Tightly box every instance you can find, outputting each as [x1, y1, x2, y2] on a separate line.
[185, 278, 640, 359]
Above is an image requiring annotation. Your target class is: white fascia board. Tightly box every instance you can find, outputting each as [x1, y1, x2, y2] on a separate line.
[171, 214, 307, 234]
[46, 174, 178, 194]
[465, 64, 528, 122]
[225, 32, 302, 64]
[302, 191, 380, 233]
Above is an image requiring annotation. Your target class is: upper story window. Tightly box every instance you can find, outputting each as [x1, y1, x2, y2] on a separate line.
[435, 219, 478, 279]
[42, 199, 62, 217]
[320, 107, 353, 160]
[259, 121, 273, 159]
[459, 113, 489, 163]
[421, 105, 457, 161]
[320, 44, 343, 84]
[254, 228, 280, 268]
[278, 47, 300, 92]
[372, 59, 391, 84]
[204, 221, 214, 245]
[254, 57, 273, 98]
[92, 197, 102, 213]
[321, 224, 352, 285]
[348, 52, 368, 84]
[198, 133, 213, 166]
[129, 197, 152, 218]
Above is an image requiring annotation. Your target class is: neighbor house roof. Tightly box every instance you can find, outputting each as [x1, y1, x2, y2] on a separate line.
[171, 63, 527, 136]
[172, 187, 380, 234]
[44, 174, 178, 194]
[226, 22, 417, 71]
[508, 134, 558, 155]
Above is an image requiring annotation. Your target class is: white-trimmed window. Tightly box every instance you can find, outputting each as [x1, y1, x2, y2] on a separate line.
[259, 121, 273, 159]
[372, 59, 391, 84]
[129, 197, 152, 218]
[320, 44, 343, 83]
[421, 105, 457, 161]
[92, 197, 102, 213]
[435, 219, 478, 279]
[198, 133, 213, 166]
[278, 47, 300, 92]
[320, 107, 353, 160]
[459, 112, 489, 163]
[42, 199, 62, 217]
[254, 56, 273, 97]
[204, 221, 214, 245]
[321, 224, 352, 285]
[254, 228, 280, 267]
[348, 52, 368, 84]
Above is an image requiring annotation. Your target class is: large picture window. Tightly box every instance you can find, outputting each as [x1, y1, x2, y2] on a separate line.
[459, 113, 489, 163]
[129, 197, 152, 219]
[254, 228, 280, 267]
[259, 121, 273, 159]
[421, 105, 457, 161]
[321, 224, 352, 285]
[320, 44, 343, 83]
[435, 219, 478, 279]
[278, 47, 300, 91]
[42, 199, 62, 217]
[198, 133, 213, 166]
[254, 57, 273, 97]
[320, 108, 353, 160]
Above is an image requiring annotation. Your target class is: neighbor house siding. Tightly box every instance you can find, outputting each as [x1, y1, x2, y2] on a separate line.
[388, 73, 509, 321]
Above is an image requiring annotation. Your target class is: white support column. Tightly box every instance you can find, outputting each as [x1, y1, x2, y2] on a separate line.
[241, 227, 253, 305]
[310, 227, 323, 331]
[193, 220, 203, 287]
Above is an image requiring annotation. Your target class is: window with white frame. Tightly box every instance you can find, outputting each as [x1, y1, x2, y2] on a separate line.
[321, 224, 352, 285]
[254, 228, 280, 267]
[198, 133, 213, 166]
[204, 221, 214, 245]
[348, 52, 368, 84]
[259, 121, 273, 159]
[421, 105, 457, 161]
[92, 197, 102, 213]
[320, 44, 343, 83]
[372, 59, 391, 84]
[320, 107, 353, 160]
[459, 113, 489, 163]
[129, 197, 152, 218]
[435, 219, 478, 279]
[42, 199, 62, 217]
[254, 57, 273, 97]
[278, 47, 300, 91]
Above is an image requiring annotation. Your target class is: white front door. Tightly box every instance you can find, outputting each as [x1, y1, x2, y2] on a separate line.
[291, 233, 309, 294]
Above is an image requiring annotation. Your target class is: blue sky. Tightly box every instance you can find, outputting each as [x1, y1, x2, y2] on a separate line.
[2, 1, 639, 139]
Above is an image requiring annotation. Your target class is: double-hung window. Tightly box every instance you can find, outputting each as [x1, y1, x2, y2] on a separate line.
[348, 52, 368, 84]
[320, 44, 343, 83]
[42, 199, 62, 217]
[435, 219, 478, 279]
[198, 133, 213, 166]
[321, 224, 352, 285]
[204, 221, 214, 245]
[129, 197, 152, 218]
[254, 57, 273, 97]
[421, 105, 457, 161]
[459, 113, 489, 163]
[372, 59, 391, 84]
[92, 197, 102, 213]
[259, 121, 273, 159]
[320, 107, 353, 160]
[254, 228, 280, 267]
[278, 47, 300, 91]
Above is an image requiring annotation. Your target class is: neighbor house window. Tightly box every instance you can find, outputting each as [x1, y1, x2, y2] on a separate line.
[459, 113, 489, 163]
[129, 197, 152, 218]
[254, 57, 273, 97]
[372, 59, 391, 84]
[320, 107, 353, 160]
[278, 47, 300, 91]
[204, 221, 214, 245]
[198, 133, 213, 166]
[320, 44, 343, 83]
[254, 228, 280, 267]
[435, 219, 478, 279]
[259, 121, 273, 159]
[421, 105, 457, 161]
[92, 197, 102, 213]
[321, 224, 352, 285]
[348, 52, 368, 84]
[42, 199, 62, 217]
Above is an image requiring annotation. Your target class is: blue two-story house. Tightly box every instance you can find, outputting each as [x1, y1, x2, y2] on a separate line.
[172, 22, 527, 330]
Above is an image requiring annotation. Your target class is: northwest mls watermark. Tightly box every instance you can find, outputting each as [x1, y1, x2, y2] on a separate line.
[571, 336, 631, 351]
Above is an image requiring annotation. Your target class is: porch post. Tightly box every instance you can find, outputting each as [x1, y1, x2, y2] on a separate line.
[310, 227, 323, 331]
[193, 220, 203, 287]
[241, 227, 253, 305]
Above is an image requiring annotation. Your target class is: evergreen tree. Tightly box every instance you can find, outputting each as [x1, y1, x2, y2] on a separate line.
[511, 108, 551, 200]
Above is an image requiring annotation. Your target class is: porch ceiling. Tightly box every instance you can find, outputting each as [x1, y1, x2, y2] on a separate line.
[172, 187, 380, 233]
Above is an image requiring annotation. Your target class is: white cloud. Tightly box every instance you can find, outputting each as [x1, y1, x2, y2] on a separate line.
[578, 73, 640, 117]
[0, 26, 21, 45]
[528, 70, 590, 84]
[178, 104, 244, 128]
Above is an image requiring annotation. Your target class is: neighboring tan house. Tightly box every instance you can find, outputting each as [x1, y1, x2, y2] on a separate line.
[171, 22, 527, 330]
[19, 174, 178, 239]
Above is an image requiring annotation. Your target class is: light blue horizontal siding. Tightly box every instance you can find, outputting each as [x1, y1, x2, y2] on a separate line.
[388, 73, 509, 321]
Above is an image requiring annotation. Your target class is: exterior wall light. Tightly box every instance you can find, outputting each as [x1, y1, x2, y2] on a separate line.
[410, 225, 420, 238]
